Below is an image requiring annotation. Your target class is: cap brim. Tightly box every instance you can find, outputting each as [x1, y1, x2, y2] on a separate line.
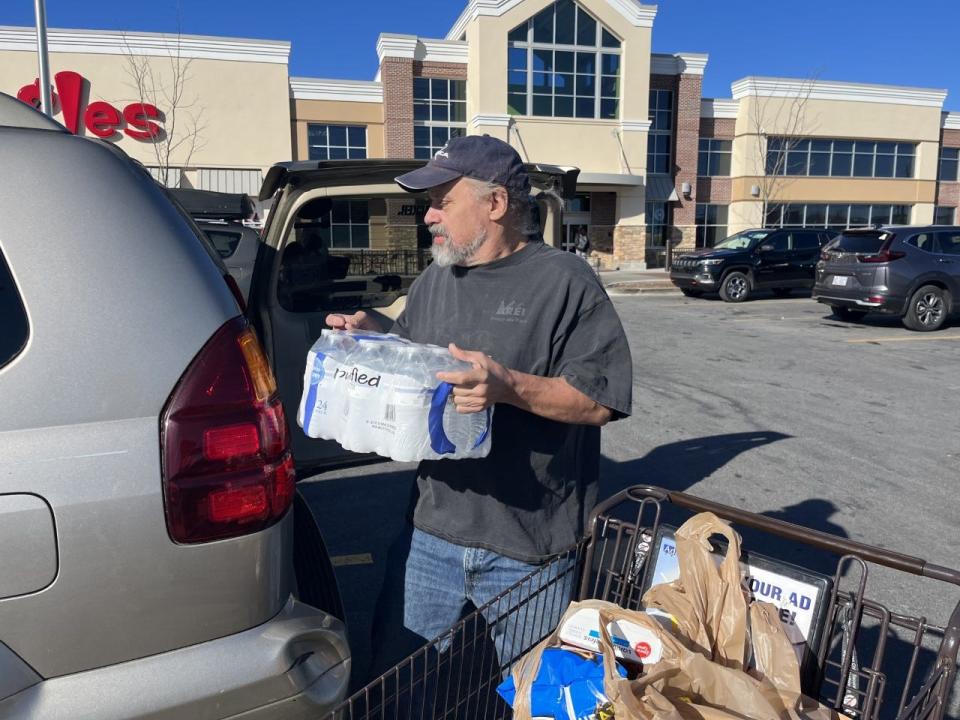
[395, 164, 463, 192]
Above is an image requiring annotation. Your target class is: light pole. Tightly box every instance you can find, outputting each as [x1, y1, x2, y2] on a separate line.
[34, 0, 53, 116]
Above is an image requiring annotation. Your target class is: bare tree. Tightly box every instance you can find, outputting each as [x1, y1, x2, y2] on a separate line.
[746, 76, 819, 226]
[121, 28, 206, 187]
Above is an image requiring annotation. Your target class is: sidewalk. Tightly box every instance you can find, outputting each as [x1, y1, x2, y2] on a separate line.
[597, 267, 678, 294]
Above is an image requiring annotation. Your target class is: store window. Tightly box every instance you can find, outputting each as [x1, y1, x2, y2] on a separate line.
[767, 138, 914, 179]
[647, 90, 673, 174]
[564, 193, 592, 213]
[939, 148, 959, 182]
[506, 0, 621, 119]
[697, 139, 731, 177]
[307, 124, 367, 161]
[766, 203, 911, 229]
[934, 206, 956, 224]
[413, 78, 466, 159]
[695, 204, 728, 248]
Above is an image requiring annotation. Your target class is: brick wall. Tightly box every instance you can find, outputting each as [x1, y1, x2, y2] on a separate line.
[412, 61, 468, 80]
[649, 74, 677, 92]
[699, 118, 735, 139]
[696, 177, 732, 204]
[673, 72, 702, 249]
[938, 182, 959, 208]
[942, 129, 960, 148]
[589, 192, 617, 269]
[382, 58, 414, 158]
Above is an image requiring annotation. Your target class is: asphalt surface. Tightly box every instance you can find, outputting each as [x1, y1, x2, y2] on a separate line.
[302, 289, 960, 714]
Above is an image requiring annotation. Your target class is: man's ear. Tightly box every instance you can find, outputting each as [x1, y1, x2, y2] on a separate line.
[488, 186, 510, 222]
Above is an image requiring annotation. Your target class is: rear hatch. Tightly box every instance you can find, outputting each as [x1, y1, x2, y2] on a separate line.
[246, 159, 578, 475]
[818, 229, 891, 293]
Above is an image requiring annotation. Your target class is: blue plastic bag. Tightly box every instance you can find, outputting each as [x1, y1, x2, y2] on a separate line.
[497, 647, 627, 720]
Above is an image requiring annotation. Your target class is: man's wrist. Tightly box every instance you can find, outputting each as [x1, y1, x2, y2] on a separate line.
[502, 367, 524, 407]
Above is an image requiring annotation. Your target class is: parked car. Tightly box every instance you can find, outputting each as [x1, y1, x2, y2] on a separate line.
[812, 225, 960, 331]
[246, 158, 579, 474]
[167, 188, 262, 302]
[670, 227, 839, 302]
[0, 92, 348, 718]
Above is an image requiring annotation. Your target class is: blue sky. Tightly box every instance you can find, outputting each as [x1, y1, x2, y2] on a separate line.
[3, 0, 958, 108]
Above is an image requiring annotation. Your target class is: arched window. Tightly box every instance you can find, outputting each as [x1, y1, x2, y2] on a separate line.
[507, 0, 621, 119]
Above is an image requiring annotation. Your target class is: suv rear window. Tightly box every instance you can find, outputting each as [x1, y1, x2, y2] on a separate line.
[0, 248, 29, 369]
[830, 232, 886, 254]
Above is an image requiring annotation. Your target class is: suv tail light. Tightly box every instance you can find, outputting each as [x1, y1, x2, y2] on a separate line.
[857, 249, 906, 263]
[161, 317, 295, 544]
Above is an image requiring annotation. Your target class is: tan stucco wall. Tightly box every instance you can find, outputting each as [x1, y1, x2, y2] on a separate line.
[2, 50, 291, 171]
[732, 96, 944, 180]
[730, 177, 938, 204]
[465, 0, 652, 178]
[291, 98, 385, 161]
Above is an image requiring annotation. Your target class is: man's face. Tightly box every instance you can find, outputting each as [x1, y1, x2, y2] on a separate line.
[424, 178, 489, 267]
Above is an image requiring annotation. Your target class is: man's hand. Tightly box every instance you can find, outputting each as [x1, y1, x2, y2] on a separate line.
[437, 343, 613, 426]
[325, 311, 384, 333]
[436, 343, 517, 414]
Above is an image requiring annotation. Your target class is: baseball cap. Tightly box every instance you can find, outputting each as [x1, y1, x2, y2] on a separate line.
[395, 135, 530, 196]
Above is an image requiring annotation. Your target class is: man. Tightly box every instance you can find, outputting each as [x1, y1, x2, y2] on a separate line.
[327, 135, 632, 667]
[574, 226, 591, 259]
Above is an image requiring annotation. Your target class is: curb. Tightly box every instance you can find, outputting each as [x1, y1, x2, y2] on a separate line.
[605, 285, 680, 295]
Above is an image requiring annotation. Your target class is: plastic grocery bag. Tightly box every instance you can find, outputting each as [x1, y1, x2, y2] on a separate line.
[296, 330, 493, 462]
[496, 647, 627, 720]
[510, 599, 847, 720]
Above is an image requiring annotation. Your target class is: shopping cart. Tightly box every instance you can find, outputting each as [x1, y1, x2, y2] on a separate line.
[327, 485, 960, 720]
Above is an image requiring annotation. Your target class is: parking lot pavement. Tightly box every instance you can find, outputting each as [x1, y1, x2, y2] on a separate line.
[302, 290, 960, 707]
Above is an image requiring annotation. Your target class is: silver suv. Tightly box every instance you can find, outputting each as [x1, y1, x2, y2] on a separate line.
[812, 226, 960, 331]
[0, 94, 348, 717]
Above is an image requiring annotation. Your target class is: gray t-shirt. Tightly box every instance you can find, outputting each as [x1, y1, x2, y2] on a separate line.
[392, 241, 632, 563]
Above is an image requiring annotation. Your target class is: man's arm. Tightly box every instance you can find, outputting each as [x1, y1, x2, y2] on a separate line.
[436, 344, 613, 427]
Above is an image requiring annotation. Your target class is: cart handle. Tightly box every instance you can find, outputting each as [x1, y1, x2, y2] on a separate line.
[590, 485, 960, 586]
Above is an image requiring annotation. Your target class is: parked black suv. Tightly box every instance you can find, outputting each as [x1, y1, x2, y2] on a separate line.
[813, 225, 960, 331]
[670, 227, 839, 302]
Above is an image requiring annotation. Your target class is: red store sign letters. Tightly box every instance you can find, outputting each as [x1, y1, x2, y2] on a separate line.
[17, 70, 163, 141]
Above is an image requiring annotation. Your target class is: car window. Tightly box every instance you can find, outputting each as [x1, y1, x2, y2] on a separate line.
[831, 232, 886, 254]
[714, 230, 771, 250]
[762, 234, 789, 252]
[905, 233, 939, 253]
[790, 231, 821, 250]
[0, 248, 29, 369]
[277, 195, 433, 313]
[204, 229, 243, 259]
[935, 231, 960, 256]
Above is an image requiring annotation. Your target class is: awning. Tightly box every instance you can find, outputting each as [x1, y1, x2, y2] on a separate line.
[645, 174, 680, 202]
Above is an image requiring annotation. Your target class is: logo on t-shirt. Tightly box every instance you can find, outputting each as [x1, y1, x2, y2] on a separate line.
[493, 300, 527, 323]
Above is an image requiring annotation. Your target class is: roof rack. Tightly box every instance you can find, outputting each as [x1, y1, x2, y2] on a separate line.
[0, 91, 65, 132]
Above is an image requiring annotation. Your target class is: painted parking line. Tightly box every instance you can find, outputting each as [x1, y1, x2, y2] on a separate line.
[331, 553, 374, 567]
[846, 335, 960, 344]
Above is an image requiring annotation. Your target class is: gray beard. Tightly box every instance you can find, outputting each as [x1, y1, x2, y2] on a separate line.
[430, 227, 488, 267]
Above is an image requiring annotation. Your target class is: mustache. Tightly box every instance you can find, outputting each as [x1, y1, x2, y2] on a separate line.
[428, 224, 448, 237]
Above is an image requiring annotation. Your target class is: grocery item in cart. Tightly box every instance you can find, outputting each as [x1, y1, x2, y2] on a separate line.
[496, 647, 627, 720]
[297, 329, 493, 461]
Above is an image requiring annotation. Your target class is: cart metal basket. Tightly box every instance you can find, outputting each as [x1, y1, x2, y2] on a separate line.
[328, 486, 960, 720]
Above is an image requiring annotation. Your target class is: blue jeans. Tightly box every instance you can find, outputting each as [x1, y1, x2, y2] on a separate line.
[403, 528, 575, 667]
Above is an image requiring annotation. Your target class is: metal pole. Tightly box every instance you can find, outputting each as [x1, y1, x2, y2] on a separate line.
[34, 0, 53, 117]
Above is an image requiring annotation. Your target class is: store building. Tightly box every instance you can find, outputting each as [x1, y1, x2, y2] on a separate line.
[4, 0, 959, 268]
[0, 25, 292, 195]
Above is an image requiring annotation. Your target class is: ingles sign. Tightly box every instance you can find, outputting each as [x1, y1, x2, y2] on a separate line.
[17, 70, 162, 141]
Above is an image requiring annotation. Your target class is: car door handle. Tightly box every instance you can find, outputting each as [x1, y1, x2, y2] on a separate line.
[939, 257, 953, 263]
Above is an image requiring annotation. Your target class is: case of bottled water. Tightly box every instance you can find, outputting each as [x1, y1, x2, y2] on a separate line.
[297, 330, 493, 461]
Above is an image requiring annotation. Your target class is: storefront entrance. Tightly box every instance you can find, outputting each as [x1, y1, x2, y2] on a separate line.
[645, 201, 672, 268]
